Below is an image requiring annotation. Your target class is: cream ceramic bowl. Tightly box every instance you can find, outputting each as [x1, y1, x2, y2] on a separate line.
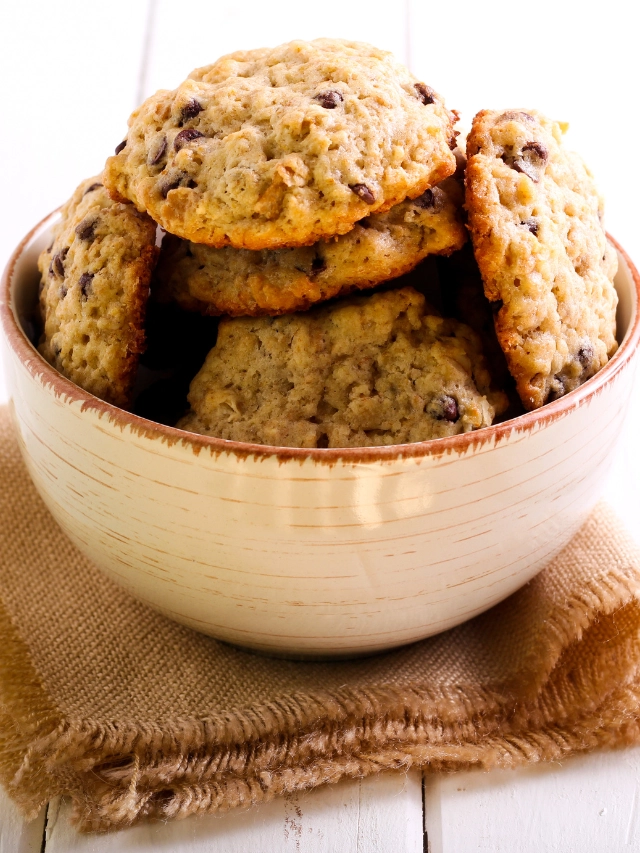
[2, 213, 639, 657]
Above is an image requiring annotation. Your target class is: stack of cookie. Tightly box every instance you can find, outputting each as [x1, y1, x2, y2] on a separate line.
[37, 39, 618, 448]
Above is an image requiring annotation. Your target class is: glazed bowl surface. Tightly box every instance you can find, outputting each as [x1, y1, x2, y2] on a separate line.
[2, 213, 639, 658]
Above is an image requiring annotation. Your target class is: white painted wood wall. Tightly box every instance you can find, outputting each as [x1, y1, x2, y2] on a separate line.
[1, 1, 639, 849]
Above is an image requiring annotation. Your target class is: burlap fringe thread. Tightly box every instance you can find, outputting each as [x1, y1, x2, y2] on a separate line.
[1, 543, 640, 831]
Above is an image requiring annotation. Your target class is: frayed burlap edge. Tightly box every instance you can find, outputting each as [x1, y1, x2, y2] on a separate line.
[1, 544, 640, 833]
[0, 596, 66, 816]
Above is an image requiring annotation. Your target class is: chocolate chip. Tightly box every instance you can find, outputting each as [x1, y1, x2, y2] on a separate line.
[512, 161, 538, 181]
[79, 272, 94, 300]
[577, 342, 594, 368]
[159, 171, 191, 198]
[59, 284, 68, 299]
[83, 182, 103, 196]
[148, 136, 167, 166]
[499, 111, 535, 123]
[522, 142, 548, 162]
[314, 90, 343, 109]
[349, 183, 376, 204]
[159, 175, 181, 198]
[75, 217, 98, 242]
[429, 395, 459, 422]
[546, 377, 566, 403]
[414, 189, 435, 209]
[181, 99, 203, 122]
[50, 248, 68, 278]
[174, 128, 205, 151]
[511, 142, 548, 182]
[415, 83, 436, 105]
[115, 140, 127, 155]
[311, 254, 327, 275]
[521, 217, 539, 235]
[441, 396, 459, 422]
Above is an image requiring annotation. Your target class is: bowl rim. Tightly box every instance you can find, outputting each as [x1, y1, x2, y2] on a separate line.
[2, 210, 639, 464]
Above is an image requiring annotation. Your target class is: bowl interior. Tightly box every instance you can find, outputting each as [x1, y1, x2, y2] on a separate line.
[10, 214, 58, 348]
[616, 246, 636, 344]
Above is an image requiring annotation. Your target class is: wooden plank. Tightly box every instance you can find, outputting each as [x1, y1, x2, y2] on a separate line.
[424, 746, 640, 852]
[44, 772, 423, 851]
[357, 772, 424, 853]
[0, 786, 46, 853]
[143, 0, 410, 98]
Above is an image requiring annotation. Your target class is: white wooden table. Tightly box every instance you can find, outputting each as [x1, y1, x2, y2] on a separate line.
[1, 1, 640, 849]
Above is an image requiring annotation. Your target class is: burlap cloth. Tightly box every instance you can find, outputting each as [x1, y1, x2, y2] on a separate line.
[1, 407, 640, 832]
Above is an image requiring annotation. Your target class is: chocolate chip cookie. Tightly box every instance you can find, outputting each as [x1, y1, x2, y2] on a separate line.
[177, 287, 499, 448]
[465, 109, 618, 410]
[38, 177, 158, 408]
[155, 177, 467, 316]
[104, 39, 457, 250]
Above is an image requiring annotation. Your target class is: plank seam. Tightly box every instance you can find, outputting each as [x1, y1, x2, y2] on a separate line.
[136, 0, 158, 106]
[39, 801, 49, 853]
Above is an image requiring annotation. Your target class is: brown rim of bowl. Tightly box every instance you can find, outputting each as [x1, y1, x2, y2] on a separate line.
[2, 210, 639, 464]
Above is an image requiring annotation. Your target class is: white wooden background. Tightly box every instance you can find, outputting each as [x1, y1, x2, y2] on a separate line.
[1, 1, 640, 850]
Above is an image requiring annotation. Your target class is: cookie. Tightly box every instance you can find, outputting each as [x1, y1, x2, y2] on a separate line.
[177, 287, 498, 448]
[38, 177, 159, 408]
[465, 109, 618, 410]
[154, 177, 467, 317]
[104, 39, 457, 250]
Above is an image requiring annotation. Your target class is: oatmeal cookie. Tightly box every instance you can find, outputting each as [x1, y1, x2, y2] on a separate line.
[104, 39, 457, 250]
[38, 177, 158, 408]
[177, 287, 498, 448]
[465, 109, 618, 410]
[155, 177, 466, 316]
